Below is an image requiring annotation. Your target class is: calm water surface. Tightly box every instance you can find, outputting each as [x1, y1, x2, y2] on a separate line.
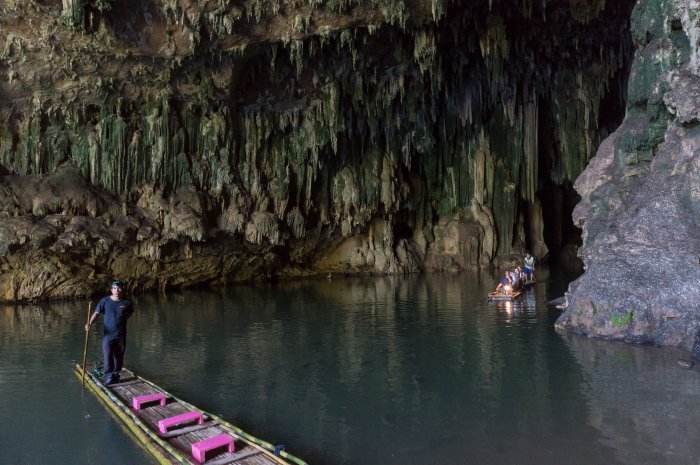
[1, 270, 699, 465]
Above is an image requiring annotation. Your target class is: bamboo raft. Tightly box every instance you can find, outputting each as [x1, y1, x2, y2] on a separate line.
[487, 290, 524, 301]
[488, 279, 536, 301]
[74, 365, 308, 465]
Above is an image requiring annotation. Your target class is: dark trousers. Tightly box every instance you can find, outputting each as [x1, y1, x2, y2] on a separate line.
[102, 337, 126, 380]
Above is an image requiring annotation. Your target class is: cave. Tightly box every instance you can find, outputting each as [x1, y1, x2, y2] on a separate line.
[5, 11, 700, 459]
[0, 0, 639, 299]
[537, 45, 632, 268]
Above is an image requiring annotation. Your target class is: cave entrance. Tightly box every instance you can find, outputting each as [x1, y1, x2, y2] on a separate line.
[538, 179, 582, 269]
[535, 47, 631, 269]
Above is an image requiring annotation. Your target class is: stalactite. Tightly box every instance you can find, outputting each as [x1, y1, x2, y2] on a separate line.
[61, 0, 84, 30]
[521, 101, 537, 202]
[479, 15, 509, 83]
[0, 0, 636, 265]
[413, 30, 437, 75]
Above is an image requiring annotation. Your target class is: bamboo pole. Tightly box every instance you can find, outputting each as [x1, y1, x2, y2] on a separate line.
[81, 300, 92, 388]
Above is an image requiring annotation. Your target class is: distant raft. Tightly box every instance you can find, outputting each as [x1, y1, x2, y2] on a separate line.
[75, 365, 307, 465]
[488, 290, 524, 301]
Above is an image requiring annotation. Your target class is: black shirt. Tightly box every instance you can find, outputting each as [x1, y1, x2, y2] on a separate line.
[96, 296, 133, 340]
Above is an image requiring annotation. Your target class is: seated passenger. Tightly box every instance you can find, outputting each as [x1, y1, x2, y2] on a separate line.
[496, 271, 513, 294]
[509, 269, 522, 292]
[511, 267, 521, 285]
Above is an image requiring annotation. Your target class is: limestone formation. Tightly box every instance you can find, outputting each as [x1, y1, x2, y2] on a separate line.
[557, 0, 700, 354]
[0, 1, 634, 299]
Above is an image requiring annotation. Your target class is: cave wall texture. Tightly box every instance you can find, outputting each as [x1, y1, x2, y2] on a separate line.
[2, 0, 698, 354]
[0, 1, 637, 302]
[557, 0, 700, 354]
[0, 0, 680, 330]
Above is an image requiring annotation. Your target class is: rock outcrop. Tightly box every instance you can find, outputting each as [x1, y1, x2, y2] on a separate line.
[556, 0, 700, 354]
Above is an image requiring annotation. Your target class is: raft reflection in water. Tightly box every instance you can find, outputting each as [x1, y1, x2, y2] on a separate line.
[496, 290, 537, 319]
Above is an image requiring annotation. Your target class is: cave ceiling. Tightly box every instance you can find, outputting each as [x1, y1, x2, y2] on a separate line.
[0, 0, 637, 298]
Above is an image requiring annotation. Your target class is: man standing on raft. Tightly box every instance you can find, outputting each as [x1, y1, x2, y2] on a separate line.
[85, 280, 134, 385]
[524, 252, 536, 283]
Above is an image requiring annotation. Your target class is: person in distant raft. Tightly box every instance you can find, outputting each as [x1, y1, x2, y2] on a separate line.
[85, 280, 134, 385]
[496, 271, 513, 294]
[524, 252, 536, 283]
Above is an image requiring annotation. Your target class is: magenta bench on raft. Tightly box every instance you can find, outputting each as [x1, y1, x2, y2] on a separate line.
[191, 434, 235, 463]
[158, 411, 204, 434]
[132, 393, 167, 410]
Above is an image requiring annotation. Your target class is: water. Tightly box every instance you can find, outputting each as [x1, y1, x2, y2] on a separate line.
[1, 270, 699, 465]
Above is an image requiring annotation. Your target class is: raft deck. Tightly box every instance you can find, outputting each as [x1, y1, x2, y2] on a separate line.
[75, 365, 307, 465]
[487, 290, 524, 301]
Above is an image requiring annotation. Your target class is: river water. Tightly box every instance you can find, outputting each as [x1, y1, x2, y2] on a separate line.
[1, 270, 699, 465]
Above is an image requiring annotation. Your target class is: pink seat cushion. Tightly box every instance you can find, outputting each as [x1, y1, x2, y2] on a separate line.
[132, 393, 166, 410]
[157, 411, 203, 434]
[191, 434, 234, 463]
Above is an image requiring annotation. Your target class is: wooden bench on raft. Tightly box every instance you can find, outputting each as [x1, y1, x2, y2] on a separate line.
[158, 411, 204, 434]
[132, 393, 167, 410]
[191, 434, 235, 463]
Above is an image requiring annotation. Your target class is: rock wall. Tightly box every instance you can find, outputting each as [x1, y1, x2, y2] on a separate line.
[0, 0, 635, 300]
[556, 0, 700, 353]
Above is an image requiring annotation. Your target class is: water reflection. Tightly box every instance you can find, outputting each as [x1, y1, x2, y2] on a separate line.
[562, 335, 700, 465]
[1, 271, 698, 465]
[0, 302, 154, 465]
[494, 289, 537, 322]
